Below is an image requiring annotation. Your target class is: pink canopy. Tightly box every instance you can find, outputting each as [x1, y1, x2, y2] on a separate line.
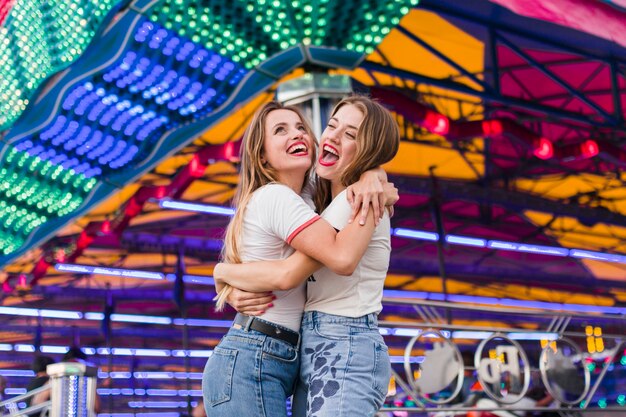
[491, 0, 626, 48]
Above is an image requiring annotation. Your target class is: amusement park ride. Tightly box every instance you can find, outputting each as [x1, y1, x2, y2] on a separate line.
[0, 0, 625, 415]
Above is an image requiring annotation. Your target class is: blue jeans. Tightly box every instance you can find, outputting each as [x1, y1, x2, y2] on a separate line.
[292, 311, 391, 417]
[202, 324, 300, 417]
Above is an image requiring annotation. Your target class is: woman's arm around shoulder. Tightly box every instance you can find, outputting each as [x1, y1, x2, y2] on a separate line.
[289, 201, 377, 275]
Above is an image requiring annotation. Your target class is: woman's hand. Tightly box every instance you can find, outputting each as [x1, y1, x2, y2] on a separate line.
[382, 181, 399, 217]
[347, 168, 398, 225]
[226, 288, 275, 316]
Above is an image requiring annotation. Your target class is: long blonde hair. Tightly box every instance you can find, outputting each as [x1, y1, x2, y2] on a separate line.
[314, 95, 400, 212]
[214, 101, 316, 310]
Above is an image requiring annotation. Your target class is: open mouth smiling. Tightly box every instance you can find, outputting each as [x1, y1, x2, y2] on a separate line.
[319, 143, 339, 166]
[286, 141, 309, 156]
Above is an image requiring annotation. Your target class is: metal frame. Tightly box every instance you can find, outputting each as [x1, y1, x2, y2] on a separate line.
[539, 337, 590, 406]
[403, 328, 465, 405]
[382, 298, 625, 414]
[368, 0, 626, 133]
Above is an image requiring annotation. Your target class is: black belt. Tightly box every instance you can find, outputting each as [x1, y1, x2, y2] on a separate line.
[233, 314, 300, 346]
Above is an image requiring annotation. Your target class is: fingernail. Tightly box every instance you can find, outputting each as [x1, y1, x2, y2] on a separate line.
[272, 295, 277, 300]
[268, 303, 274, 308]
[359, 220, 365, 225]
[348, 219, 353, 223]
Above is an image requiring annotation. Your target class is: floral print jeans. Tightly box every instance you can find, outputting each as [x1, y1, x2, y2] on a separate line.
[292, 311, 391, 417]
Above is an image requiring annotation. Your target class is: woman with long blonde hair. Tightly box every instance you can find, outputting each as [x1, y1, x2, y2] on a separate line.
[203, 100, 394, 417]
[214, 95, 401, 417]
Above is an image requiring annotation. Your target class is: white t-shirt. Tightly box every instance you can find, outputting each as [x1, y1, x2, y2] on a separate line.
[305, 189, 391, 317]
[239, 183, 320, 330]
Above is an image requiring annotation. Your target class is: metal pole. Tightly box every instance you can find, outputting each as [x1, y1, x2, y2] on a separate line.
[581, 341, 625, 409]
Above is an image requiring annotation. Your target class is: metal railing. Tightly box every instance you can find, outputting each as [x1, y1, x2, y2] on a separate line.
[0, 384, 51, 416]
[378, 297, 625, 416]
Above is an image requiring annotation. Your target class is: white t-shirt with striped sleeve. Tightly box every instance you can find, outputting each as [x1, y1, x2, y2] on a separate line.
[239, 183, 319, 330]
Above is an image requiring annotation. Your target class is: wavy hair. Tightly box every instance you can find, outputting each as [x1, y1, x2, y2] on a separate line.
[214, 101, 316, 310]
[314, 95, 400, 212]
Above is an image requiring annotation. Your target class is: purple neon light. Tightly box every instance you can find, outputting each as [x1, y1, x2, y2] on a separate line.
[172, 318, 232, 327]
[165, 274, 215, 285]
[156, 200, 626, 265]
[1, 292, 622, 330]
[158, 199, 235, 216]
[82, 311, 231, 327]
[14, 345, 35, 352]
[111, 348, 170, 357]
[5, 388, 27, 395]
[145, 389, 178, 397]
[0, 344, 213, 358]
[378, 328, 452, 337]
[131, 371, 202, 380]
[450, 331, 558, 340]
[88, 313, 172, 325]
[487, 240, 569, 256]
[105, 371, 132, 378]
[128, 401, 197, 409]
[56, 263, 216, 285]
[391, 227, 626, 264]
[570, 249, 626, 263]
[40, 345, 70, 354]
[383, 290, 626, 314]
[96, 388, 202, 397]
[393, 228, 438, 241]
[0, 370, 35, 377]
[55, 263, 165, 280]
[110, 314, 171, 325]
[390, 356, 424, 363]
[0, 328, 561, 365]
[96, 414, 180, 417]
[0, 306, 82, 319]
[446, 234, 486, 247]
